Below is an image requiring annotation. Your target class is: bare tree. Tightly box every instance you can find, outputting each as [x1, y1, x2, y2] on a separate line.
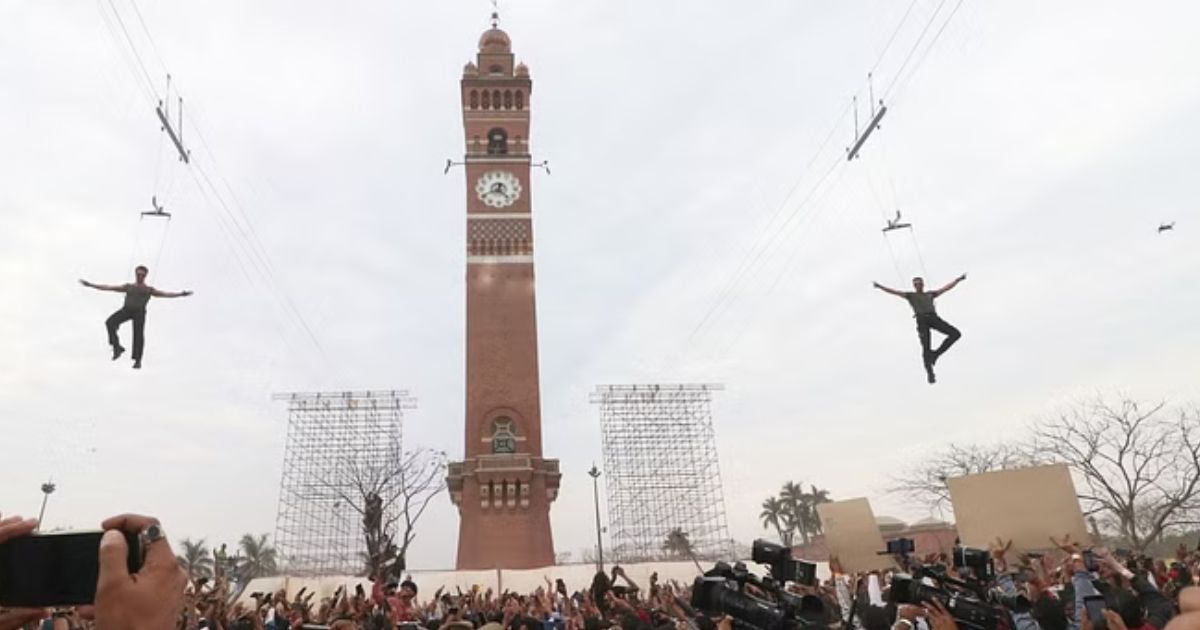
[890, 442, 1042, 511]
[1031, 398, 1200, 552]
[327, 446, 448, 577]
[392, 448, 448, 571]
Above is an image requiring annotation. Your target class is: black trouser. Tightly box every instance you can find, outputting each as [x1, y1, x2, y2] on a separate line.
[916, 313, 961, 373]
[106, 307, 146, 360]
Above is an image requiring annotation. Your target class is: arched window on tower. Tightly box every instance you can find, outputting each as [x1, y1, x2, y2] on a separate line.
[487, 128, 508, 155]
[489, 64, 503, 74]
[469, 90, 479, 109]
[490, 417, 518, 454]
[481, 91, 490, 110]
[492, 90, 502, 109]
[515, 91, 524, 110]
[504, 90, 513, 109]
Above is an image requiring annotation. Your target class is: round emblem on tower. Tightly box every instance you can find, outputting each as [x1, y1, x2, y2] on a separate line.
[475, 171, 522, 208]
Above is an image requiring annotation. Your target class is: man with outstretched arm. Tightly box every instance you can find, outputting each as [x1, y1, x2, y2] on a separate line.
[873, 274, 966, 384]
[80, 264, 193, 369]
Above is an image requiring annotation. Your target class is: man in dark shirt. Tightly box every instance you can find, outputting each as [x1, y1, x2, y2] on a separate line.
[80, 264, 193, 369]
[873, 274, 966, 384]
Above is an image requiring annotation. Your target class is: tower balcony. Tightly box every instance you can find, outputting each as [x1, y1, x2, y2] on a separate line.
[446, 454, 561, 506]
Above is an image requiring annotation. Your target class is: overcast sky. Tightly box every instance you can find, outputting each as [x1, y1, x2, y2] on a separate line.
[1, 0, 1198, 570]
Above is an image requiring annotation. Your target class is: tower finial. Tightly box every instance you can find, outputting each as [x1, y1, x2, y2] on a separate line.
[490, 0, 500, 28]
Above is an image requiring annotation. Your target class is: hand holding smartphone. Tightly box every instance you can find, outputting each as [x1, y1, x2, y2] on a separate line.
[0, 531, 142, 607]
[1083, 595, 1108, 630]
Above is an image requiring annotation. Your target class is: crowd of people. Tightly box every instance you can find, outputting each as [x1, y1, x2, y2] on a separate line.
[3, 512, 1200, 630]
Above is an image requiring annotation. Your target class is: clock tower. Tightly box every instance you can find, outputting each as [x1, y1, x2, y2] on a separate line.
[446, 15, 561, 570]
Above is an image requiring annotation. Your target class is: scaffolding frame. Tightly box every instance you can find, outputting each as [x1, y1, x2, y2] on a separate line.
[273, 390, 416, 576]
[592, 384, 732, 562]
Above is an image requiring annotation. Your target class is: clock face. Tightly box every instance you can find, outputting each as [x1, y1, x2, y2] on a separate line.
[475, 171, 522, 208]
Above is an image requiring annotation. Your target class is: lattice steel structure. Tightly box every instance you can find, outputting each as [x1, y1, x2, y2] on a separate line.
[273, 390, 415, 576]
[592, 384, 732, 562]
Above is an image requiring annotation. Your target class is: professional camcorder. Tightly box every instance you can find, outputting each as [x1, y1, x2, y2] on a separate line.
[888, 546, 1003, 630]
[691, 540, 821, 630]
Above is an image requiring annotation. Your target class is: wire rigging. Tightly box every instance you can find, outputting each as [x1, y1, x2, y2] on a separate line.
[94, 0, 342, 380]
[102, 0, 159, 101]
[95, 0, 155, 104]
[882, 0, 952, 102]
[680, 99, 856, 348]
[888, 0, 966, 106]
[667, 0, 969, 369]
[128, 0, 169, 78]
[870, 0, 922, 76]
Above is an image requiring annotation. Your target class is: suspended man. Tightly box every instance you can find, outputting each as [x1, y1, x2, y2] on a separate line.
[79, 265, 193, 369]
[873, 274, 966, 384]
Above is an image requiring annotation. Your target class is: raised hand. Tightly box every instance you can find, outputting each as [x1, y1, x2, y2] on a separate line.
[95, 514, 188, 630]
[924, 600, 960, 630]
[1051, 534, 1081, 554]
[989, 538, 1013, 571]
[0, 513, 47, 630]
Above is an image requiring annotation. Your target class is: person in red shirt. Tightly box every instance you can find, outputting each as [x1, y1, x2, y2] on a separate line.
[372, 575, 420, 625]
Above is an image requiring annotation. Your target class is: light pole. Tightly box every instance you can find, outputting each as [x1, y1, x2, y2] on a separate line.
[37, 481, 56, 531]
[587, 464, 604, 572]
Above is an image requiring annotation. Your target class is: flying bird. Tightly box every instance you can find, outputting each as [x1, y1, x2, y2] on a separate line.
[1158, 222, 1175, 233]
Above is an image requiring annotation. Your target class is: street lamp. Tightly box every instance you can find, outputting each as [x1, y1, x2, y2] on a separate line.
[587, 464, 604, 572]
[37, 481, 56, 531]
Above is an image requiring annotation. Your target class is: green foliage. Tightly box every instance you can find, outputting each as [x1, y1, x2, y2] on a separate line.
[760, 482, 833, 546]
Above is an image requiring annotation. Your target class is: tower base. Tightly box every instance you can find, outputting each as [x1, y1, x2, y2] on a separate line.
[448, 454, 560, 569]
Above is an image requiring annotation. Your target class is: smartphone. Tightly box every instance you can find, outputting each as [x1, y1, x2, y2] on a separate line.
[1083, 595, 1107, 630]
[0, 531, 142, 607]
[1083, 550, 1099, 572]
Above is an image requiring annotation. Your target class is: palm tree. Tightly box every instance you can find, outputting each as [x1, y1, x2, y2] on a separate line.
[779, 481, 811, 545]
[661, 528, 694, 560]
[759, 497, 793, 546]
[237, 534, 278, 581]
[175, 538, 214, 582]
[806, 485, 832, 535]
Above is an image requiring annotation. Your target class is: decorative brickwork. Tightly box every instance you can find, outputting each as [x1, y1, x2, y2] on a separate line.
[449, 21, 559, 570]
[467, 219, 533, 256]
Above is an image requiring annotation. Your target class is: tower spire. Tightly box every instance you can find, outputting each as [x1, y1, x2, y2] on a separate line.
[490, 0, 500, 28]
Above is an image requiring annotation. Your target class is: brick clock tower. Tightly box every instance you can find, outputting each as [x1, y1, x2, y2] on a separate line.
[446, 16, 561, 570]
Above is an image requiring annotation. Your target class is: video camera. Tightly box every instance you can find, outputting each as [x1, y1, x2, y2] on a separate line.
[691, 540, 821, 630]
[753, 540, 818, 587]
[951, 546, 994, 582]
[888, 546, 1003, 630]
